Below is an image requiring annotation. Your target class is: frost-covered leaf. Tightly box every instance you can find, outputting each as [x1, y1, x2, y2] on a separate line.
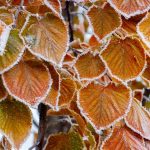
[45, 64, 60, 108]
[0, 98, 32, 149]
[125, 98, 150, 140]
[137, 13, 150, 48]
[44, 131, 85, 150]
[58, 77, 76, 107]
[10, 0, 44, 6]
[77, 82, 131, 131]
[101, 37, 146, 81]
[87, 4, 121, 40]
[142, 55, 150, 82]
[107, 0, 150, 18]
[101, 123, 146, 150]
[0, 77, 7, 101]
[2, 59, 51, 105]
[0, 8, 14, 25]
[0, 29, 24, 74]
[44, 0, 62, 15]
[74, 52, 105, 80]
[21, 13, 68, 66]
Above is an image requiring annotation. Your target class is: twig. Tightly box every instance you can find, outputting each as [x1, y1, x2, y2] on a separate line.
[35, 103, 48, 150]
[66, 1, 74, 42]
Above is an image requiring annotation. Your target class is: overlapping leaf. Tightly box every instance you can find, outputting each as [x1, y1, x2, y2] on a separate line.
[0, 8, 14, 25]
[44, 131, 85, 150]
[74, 52, 105, 80]
[0, 78, 7, 101]
[0, 29, 24, 73]
[101, 37, 146, 81]
[0, 98, 32, 149]
[101, 123, 146, 150]
[87, 4, 121, 40]
[44, 0, 62, 15]
[2, 58, 51, 105]
[142, 55, 150, 82]
[125, 98, 150, 140]
[137, 13, 150, 48]
[45, 65, 60, 108]
[10, 0, 44, 6]
[107, 0, 150, 18]
[58, 77, 76, 107]
[21, 13, 68, 66]
[77, 82, 131, 131]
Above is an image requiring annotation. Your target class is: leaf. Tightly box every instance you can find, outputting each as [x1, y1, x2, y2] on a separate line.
[74, 52, 105, 80]
[142, 55, 150, 82]
[47, 108, 86, 134]
[87, 4, 121, 40]
[0, 78, 7, 101]
[122, 14, 145, 35]
[44, 0, 62, 15]
[0, 98, 32, 149]
[0, 29, 24, 74]
[45, 64, 60, 109]
[101, 37, 146, 81]
[2, 59, 51, 105]
[77, 82, 131, 131]
[0, 8, 14, 25]
[44, 131, 85, 150]
[58, 77, 76, 107]
[10, 0, 44, 6]
[101, 123, 146, 150]
[125, 98, 150, 140]
[107, 0, 150, 18]
[21, 13, 68, 66]
[137, 13, 150, 48]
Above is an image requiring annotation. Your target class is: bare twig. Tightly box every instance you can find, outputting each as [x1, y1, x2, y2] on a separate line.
[35, 103, 48, 150]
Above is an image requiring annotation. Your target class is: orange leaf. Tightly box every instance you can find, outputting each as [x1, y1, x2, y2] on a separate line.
[0, 98, 32, 149]
[45, 65, 60, 109]
[21, 13, 68, 66]
[87, 4, 121, 40]
[44, 131, 85, 150]
[101, 123, 146, 150]
[77, 82, 131, 131]
[44, 0, 62, 15]
[142, 55, 150, 82]
[47, 108, 86, 134]
[58, 77, 76, 107]
[101, 37, 146, 81]
[2, 59, 51, 105]
[10, 0, 44, 6]
[108, 0, 150, 18]
[137, 13, 150, 48]
[0, 77, 7, 101]
[125, 98, 150, 140]
[74, 52, 105, 80]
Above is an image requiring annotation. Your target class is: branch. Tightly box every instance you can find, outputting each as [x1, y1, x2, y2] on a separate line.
[35, 103, 48, 150]
[66, 1, 74, 42]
